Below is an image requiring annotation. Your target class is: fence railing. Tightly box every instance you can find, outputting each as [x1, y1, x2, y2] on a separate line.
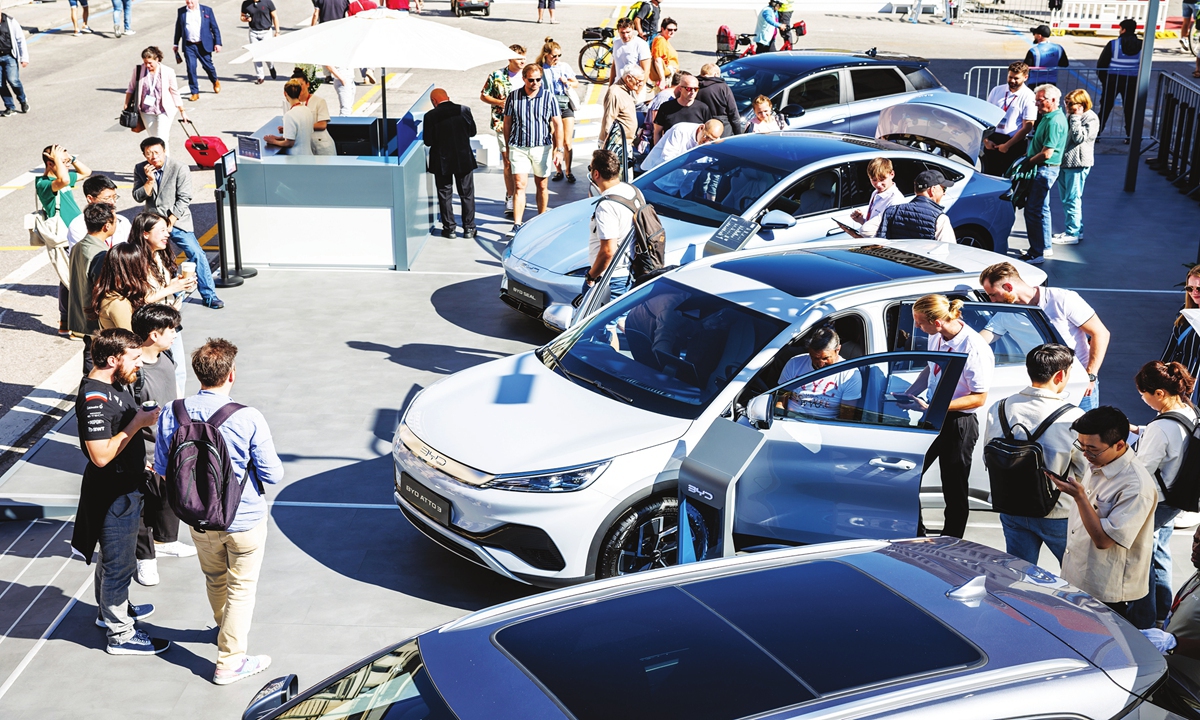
[963, 65, 1144, 139]
[1146, 72, 1200, 201]
[956, 0, 1167, 34]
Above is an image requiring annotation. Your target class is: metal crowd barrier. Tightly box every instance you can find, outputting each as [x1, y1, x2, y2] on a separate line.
[1146, 72, 1200, 201]
[963, 65, 1135, 139]
[956, 0, 1167, 34]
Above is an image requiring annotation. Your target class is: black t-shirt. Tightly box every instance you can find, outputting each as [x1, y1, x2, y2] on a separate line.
[77, 377, 145, 496]
[654, 99, 712, 133]
[634, 2, 659, 36]
[313, 0, 349, 23]
[0, 15, 13, 59]
[132, 351, 178, 457]
[241, 0, 276, 30]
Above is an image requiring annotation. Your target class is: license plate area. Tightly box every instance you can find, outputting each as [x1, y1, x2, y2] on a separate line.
[507, 279, 545, 309]
[400, 471, 452, 526]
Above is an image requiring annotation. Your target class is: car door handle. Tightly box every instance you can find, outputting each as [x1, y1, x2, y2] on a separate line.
[832, 118, 845, 124]
[870, 457, 917, 471]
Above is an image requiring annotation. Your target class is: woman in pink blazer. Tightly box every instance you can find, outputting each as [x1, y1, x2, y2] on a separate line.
[124, 46, 187, 150]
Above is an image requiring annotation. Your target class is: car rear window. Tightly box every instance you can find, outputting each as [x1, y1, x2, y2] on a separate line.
[495, 561, 983, 720]
[905, 67, 941, 90]
[851, 67, 907, 101]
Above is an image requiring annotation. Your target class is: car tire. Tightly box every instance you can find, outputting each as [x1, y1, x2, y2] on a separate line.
[954, 224, 993, 253]
[597, 496, 685, 579]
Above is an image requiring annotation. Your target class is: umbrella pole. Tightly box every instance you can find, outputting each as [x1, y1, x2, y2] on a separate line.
[381, 67, 389, 160]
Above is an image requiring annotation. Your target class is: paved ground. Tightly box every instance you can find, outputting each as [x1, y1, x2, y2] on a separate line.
[0, 2, 1199, 717]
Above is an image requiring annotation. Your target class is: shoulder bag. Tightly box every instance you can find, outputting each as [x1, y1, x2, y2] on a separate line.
[120, 65, 145, 132]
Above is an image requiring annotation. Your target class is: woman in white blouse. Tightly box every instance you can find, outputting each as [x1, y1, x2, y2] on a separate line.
[1130, 360, 1199, 627]
[124, 46, 186, 150]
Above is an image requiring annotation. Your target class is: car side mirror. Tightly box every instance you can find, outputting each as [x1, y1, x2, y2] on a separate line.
[781, 104, 806, 119]
[542, 303, 574, 332]
[243, 675, 299, 720]
[759, 209, 797, 231]
[746, 394, 773, 429]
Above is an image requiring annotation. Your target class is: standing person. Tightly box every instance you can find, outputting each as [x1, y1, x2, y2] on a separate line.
[502, 63, 563, 235]
[747, 95, 784, 133]
[130, 303, 194, 588]
[124, 47, 187, 149]
[72, 328, 170, 656]
[1184, 0, 1198, 52]
[1097, 18, 1141, 141]
[898, 294, 995, 538]
[241, 0, 278, 85]
[311, 0, 348, 24]
[423, 88, 477, 239]
[649, 18, 679, 91]
[130, 211, 195, 396]
[68, 204, 117, 370]
[982, 62, 1037, 176]
[539, 38, 579, 183]
[290, 70, 334, 154]
[1127, 362, 1197, 629]
[1018, 84, 1067, 264]
[979, 262, 1109, 410]
[610, 18, 651, 88]
[653, 72, 711, 144]
[1024, 25, 1068, 86]
[983, 343, 1087, 566]
[1142, 526, 1200, 671]
[345, 0, 378, 87]
[876, 169, 957, 243]
[632, 0, 660, 43]
[263, 80, 316, 154]
[0, 11, 28, 116]
[640, 119, 722, 171]
[754, 0, 785, 54]
[38, 144, 91, 336]
[601, 67, 644, 148]
[173, 0, 222, 102]
[536, 0, 554, 24]
[112, 0, 133, 37]
[67, 176, 131, 248]
[326, 65, 354, 116]
[155, 339, 282, 684]
[481, 46, 525, 219]
[1161, 264, 1200, 385]
[69, 0, 91, 37]
[1053, 89, 1099, 247]
[776, 0, 795, 45]
[91, 242, 148, 332]
[133, 136, 223, 309]
[853, 157, 904, 237]
[1051, 406, 1157, 622]
[583, 149, 638, 299]
[696, 64, 743, 136]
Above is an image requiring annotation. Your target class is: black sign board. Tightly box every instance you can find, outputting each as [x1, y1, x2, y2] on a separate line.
[237, 135, 261, 161]
[705, 215, 759, 256]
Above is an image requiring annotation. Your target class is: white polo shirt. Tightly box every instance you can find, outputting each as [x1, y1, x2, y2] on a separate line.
[589, 183, 636, 279]
[927, 322, 995, 416]
[779, 355, 862, 419]
[612, 36, 651, 84]
[67, 214, 132, 250]
[985, 286, 1097, 369]
[859, 183, 905, 237]
[987, 83, 1037, 137]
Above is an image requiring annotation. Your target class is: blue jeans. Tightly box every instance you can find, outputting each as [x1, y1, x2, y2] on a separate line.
[1128, 504, 1181, 628]
[182, 42, 218, 96]
[95, 490, 144, 644]
[111, 0, 131, 30]
[1000, 514, 1067, 566]
[0, 55, 26, 111]
[169, 227, 217, 302]
[610, 273, 631, 300]
[1078, 378, 1099, 411]
[1056, 167, 1089, 238]
[1023, 164, 1060, 258]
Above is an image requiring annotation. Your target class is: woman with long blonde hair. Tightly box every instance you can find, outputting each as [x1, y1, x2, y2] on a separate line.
[539, 38, 579, 183]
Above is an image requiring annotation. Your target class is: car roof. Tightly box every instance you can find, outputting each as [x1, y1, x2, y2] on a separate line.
[729, 49, 928, 75]
[653, 131, 906, 177]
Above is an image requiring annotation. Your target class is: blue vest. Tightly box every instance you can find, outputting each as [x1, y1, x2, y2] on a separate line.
[879, 195, 944, 240]
[1108, 38, 1139, 76]
[1027, 42, 1064, 85]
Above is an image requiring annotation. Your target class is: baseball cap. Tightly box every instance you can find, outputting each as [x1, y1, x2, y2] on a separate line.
[1119, 18, 1137, 32]
[914, 169, 954, 193]
[1030, 24, 1052, 37]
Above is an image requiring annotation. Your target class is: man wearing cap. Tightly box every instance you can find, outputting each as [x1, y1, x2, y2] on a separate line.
[1024, 25, 1068, 86]
[1096, 18, 1142, 142]
[876, 170, 957, 244]
[982, 62, 1037, 176]
[1018, 84, 1067, 265]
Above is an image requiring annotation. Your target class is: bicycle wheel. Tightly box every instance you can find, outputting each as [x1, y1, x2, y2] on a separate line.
[579, 42, 613, 83]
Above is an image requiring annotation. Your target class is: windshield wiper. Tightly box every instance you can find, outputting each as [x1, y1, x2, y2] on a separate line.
[540, 346, 634, 404]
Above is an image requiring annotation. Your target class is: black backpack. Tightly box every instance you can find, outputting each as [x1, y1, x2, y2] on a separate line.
[984, 398, 1076, 518]
[1146, 411, 1200, 512]
[600, 187, 666, 283]
[164, 400, 262, 532]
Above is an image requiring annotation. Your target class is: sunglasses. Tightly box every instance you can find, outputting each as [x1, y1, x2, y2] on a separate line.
[664, 26, 677, 32]
[680, 85, 698, 92]
[526, 76, 543, 83]
[551, 53, 562, 58]
[1187, 285, 1200, 293]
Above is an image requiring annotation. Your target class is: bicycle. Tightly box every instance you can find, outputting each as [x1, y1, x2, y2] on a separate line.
[716, 20, 806, 66]
[579, 25, 615, 83]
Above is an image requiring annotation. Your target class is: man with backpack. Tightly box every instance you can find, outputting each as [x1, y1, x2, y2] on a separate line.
[154, 338, 282, 685]
[983, 343, 1087, 566]
[584, 149, 639, 299]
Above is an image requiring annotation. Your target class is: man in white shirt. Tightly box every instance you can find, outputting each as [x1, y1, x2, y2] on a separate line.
[263, 80, 315, 155]
[982, 61, 1037, 176]
[979, 262, 1110, 411]
[610, 18, 651, 90]
[583, 149, 637, 299]
[640, 119, 723, 172]
[67, 175, 132, 249]
[853, 157, 905, 238]
[777, 327, 862, 420]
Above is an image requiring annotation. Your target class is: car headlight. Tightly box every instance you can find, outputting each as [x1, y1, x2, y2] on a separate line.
[485, 461, 610, 492]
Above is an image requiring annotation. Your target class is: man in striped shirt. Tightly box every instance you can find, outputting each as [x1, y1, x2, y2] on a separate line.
[502, 63, 563, 235]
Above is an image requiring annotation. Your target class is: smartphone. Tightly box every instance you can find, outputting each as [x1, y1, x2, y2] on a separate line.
[1043, 468, 1069, 485]
[888, 392, 911, 402]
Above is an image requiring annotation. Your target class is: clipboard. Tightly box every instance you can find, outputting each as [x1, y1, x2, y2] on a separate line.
[832, 218, 864, 239]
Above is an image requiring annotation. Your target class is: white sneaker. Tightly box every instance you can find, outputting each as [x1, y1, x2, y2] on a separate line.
[1043, 247, 1054, 258]
[124, 29, 136, 35]
[1176, 511, 1200, 529]
[154, 541, 197, 558]
[1051, 234, 1080, 245]
[213, 655, 272, 685]
[135, 558, 159, 586]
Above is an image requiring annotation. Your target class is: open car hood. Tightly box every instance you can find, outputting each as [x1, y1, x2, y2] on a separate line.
[876, 92, 1004, 164]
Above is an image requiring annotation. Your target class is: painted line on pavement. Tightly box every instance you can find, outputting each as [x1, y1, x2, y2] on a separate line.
[0, 564, 91, 704]
[0, 520, 69, 607]
[0, 172, 37, 203]
[0, 350, 83, 456]
[0, 495, 401, 511]
[0, 252, 51, 303]
[352, 72, 411, 114]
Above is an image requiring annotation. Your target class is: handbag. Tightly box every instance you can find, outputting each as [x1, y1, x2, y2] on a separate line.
[25, 190, 72, 287]
[120, 65, 144, 131]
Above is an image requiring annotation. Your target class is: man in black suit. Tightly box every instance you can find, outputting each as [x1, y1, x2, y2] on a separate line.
[423, 88, 477, 239]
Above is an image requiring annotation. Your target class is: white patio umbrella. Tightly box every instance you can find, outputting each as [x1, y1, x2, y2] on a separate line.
[232, 9, 520, 153]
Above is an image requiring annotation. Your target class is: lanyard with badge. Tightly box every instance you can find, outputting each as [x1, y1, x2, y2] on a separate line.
[1165, 576, 1200, 628]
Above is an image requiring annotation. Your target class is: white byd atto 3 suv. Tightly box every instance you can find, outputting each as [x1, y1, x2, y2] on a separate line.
[394, 241, 1088, 587]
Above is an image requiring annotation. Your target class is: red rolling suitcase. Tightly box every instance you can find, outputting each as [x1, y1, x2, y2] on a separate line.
[179, 119, 228, 168]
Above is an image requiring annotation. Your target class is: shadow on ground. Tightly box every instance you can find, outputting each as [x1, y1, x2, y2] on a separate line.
[429, 276, 551, 344]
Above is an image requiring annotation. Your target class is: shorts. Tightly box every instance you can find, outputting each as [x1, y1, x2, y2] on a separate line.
[1185, 2, 1198, 20]
[68, 0, 88, 7]
[509, 145, 552, 178]
[496, 129, 509, 154]
[558, 102, 575, 120]
[538, 0, 555, 7]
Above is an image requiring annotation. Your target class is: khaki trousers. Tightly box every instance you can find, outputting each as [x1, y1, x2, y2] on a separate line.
[191, 520, 268, 671]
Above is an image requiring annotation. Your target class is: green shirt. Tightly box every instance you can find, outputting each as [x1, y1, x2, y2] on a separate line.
[1027, 109, 1068, 166]
[35, 171, 82, 225]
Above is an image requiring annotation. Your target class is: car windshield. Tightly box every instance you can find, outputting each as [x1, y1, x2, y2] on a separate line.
[636, 148, 790, 227]
[275, 639, 454, 720]
[541, 278, 788, 419]
[723, 63, 797, 114]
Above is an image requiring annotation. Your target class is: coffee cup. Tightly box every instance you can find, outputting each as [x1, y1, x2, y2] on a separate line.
[180, 262, 196, 279]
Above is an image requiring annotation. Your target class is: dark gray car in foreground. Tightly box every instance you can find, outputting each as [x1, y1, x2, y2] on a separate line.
[242, 537, 1186, 720]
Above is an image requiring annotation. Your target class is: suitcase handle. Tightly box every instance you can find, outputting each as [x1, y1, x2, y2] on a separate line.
[178, 118, 201, 138]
